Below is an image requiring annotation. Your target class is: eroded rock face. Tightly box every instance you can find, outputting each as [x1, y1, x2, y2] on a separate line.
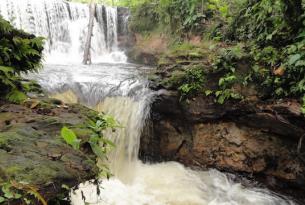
[140, 91, 305, 200]
[181, 123, 302, 179]
[0, 100, 99, 202]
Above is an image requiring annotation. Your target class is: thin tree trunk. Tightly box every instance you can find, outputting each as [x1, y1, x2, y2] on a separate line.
[83, 1, 96, 65]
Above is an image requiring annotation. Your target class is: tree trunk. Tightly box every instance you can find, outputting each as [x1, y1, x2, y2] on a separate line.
[83, 1, 96, 65]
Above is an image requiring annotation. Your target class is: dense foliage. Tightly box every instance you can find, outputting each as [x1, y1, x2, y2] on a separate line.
[126, 0, 305, 107]
[0, 16, 44, 103]
[128, 0, 218, 34]
[218, 0, 305, 102]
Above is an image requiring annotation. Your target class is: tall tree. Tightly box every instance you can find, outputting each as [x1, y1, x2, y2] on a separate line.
[83, 0, 96, 65]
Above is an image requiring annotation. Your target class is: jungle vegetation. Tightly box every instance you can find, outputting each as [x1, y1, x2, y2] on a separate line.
[121, 0, 305, 107]
[2, 0, 305, 106]
[0, 0, 305, 203]
[0, 17, 44, 103]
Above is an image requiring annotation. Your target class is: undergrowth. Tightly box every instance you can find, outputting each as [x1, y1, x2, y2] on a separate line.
[152, 0, 305, 109]
[0, 16, 44, 103]
[61, 114, 120, 178]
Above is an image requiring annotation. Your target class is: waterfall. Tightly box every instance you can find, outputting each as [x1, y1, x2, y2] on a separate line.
[105, 7, 118, 51]
[0, 0, 127, 64]
[27, 63, 296, 205]
[30, 63, 153, 184]
[6, 0, 297, 204]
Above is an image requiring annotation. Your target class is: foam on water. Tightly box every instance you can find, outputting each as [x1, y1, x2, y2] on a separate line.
[70, 162, 294, 205]
[27, 64, 296, 205]
[4, 0, 297, 204]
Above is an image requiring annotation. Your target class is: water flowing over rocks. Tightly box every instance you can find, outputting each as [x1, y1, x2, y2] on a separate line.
[1, 0, 304, 204]
[140, 90, 305, 202]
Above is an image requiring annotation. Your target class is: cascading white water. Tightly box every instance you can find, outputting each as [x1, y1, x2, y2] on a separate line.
[0, 0, 126, 64]
[26, 64, 296, 205]
[2, 0, 298, 204]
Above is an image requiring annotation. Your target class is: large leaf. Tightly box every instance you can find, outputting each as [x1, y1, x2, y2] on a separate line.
[89, 142, 106, 160]
[288, 54, 301, 65]
[0, 197, 5, 203]
[61, 127, 81, 150]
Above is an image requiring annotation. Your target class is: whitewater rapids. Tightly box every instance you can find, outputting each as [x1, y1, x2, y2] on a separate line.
[1, 0, 297, 204]
[70, 161, 294, 205]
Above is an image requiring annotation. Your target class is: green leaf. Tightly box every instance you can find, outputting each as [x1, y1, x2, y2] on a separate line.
[0, 66, 14, 74]
[295, 60, 305, 67]
[61, 127, 81, 150]
[5, 89, 27, 103]
[275, 88, 284, 96]
[0, 197, 5, 203]
[297, 31, 305, 39]
[13, 193, 22, 199]
[215, 90, 222, 97]
[217, 95, 226, 104]
[205, 90, 213, 96]
[2, 184, 13, 199]
[89, 142, 106, 160]
[288, 54, 301, 65]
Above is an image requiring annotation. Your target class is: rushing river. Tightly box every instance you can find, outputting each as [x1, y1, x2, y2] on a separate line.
[26, 62, 294, 205]
[0, 0, 298, 204]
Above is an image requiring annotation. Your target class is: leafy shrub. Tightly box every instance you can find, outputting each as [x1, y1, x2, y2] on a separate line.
[178, 66, 206, 98]
[128, 0, 212, 35]
[203, 43, 245, 103]
[61, 114, 120, 178]
[0, 181, 47, 205]
[0, 16, 44, 102]
[129, 2, 159, 33]
[213, 0, 305, 103]
[229, 0, 303, 45]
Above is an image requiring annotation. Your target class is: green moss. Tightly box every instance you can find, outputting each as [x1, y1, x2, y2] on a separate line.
[161, 70, 186, 89]
[5, 166, 23, 177]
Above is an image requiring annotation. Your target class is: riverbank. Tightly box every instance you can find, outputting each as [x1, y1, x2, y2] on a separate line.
[0, 98, 100, 204]
[127, 33, 305, 203]
[140, 91, 305, 203]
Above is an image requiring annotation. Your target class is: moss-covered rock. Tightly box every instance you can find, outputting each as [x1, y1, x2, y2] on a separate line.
[0, 100, 100, 203]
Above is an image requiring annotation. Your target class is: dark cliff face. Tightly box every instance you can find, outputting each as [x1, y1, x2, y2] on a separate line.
[140, 90, 305, 203]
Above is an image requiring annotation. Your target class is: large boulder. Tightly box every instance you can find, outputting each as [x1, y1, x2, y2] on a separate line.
[0, 99, 100, 203]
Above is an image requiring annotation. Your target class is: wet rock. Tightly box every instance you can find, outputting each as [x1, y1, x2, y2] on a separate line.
[0, 101, 99, 202]
[140, 91, 305, 202]
[126, 49, 159, 65]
